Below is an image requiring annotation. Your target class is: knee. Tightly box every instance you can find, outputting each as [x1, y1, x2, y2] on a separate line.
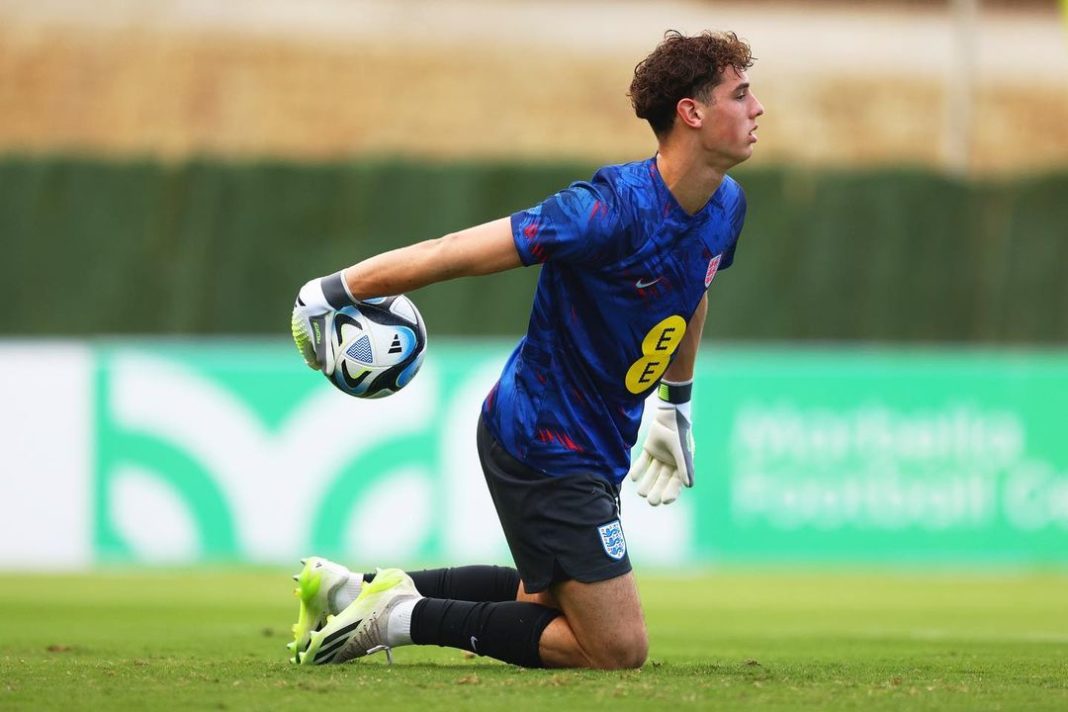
[589, 628, 648, 670]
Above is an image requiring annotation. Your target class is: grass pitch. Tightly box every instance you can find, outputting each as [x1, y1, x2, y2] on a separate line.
[1, 569, 1066, 710]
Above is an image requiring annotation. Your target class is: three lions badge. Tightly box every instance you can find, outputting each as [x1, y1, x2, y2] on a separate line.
[598, 520, 627, 560]
[704, 254, 722, 288]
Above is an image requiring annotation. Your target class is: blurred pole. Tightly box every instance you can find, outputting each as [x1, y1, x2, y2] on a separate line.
[946, 0, 978, 177]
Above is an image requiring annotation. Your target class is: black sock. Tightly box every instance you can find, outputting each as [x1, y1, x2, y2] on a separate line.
[410, 598, 559, 668]
[362, 566, 520, 602]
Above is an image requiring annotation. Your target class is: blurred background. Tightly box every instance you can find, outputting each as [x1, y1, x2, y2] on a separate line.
[1, 0, 1066, 572]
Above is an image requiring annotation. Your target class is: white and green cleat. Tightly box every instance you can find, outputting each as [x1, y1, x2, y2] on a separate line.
[298, 568, 421, 666]
[287, 557, 362, 664]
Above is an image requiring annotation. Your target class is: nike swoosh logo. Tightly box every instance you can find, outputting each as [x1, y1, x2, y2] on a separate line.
[635, 277, 662, 289]
[470, 636, 478, 652]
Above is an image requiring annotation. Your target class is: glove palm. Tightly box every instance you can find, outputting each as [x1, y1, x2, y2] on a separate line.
[627, 400, 695, 506]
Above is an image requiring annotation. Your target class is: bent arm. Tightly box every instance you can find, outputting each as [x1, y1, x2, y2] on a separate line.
[341, 217, 522, 299]
[663, 293, 708, 382]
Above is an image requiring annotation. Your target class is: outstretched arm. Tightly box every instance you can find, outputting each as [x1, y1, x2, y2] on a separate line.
[292, 217, 521, 372]
[341, 217, 522, 299]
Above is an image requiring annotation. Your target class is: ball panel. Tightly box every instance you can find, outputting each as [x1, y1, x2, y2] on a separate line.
[388, 297, 417, 323]
[396, 350, 425, 390]
[344, 335, 373, 363]
[324, 295, 427, 399]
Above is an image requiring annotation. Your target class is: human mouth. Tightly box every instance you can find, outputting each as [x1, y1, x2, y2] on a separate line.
[748, 125, 759, 143]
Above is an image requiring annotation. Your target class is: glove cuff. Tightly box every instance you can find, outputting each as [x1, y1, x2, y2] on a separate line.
[658, 379, 692, 404]
[320, 270, 360, 309]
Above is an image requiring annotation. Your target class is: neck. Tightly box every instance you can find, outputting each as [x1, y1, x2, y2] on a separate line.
[655, 137, 726, 216]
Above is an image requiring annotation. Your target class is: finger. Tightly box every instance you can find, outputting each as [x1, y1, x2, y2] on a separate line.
[664, 434, 693, 486]
[290, 312, 320, 371]
[636, 460, 660, 498]
[646, 464, 669, 506]
[320, 313, 338, 376]
[679, 456, 694, 488]
[661, 474, 682, 505]
[627, 450, 652, 483]
[678, 440, 695, 488]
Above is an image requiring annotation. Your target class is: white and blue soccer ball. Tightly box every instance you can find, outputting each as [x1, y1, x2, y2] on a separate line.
[326, 295, 427, 399]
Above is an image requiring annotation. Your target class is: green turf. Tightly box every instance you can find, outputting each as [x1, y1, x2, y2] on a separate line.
[1, 570, 1066, 710]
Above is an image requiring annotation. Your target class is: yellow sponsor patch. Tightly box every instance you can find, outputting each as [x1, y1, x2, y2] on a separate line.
[625, 315, 687, 394]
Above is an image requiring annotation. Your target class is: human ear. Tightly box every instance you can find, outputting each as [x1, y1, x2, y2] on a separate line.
[675, 98, 703, 129]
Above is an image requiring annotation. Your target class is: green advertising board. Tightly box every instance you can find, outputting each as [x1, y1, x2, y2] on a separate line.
[697, 348, 1068, 564]
[89, 342, 1068, 567]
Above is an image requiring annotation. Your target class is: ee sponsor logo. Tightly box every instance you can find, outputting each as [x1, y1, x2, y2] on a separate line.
[624, 315, 687, 394]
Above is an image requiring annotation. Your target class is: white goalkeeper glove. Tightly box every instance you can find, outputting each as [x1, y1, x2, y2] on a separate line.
[627, 379, 695, 506]
[290, 271, 358, 374]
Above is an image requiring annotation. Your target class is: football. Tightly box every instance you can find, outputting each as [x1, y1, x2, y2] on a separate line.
[326, 295, 427, 398]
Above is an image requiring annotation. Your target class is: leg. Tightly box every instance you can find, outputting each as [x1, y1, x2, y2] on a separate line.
[517, 579, 558, 607]
[474, 414, 642, 668]
[409, 596, 560, 668]
[370, 565, 521, 603]
[534, 573, 648, 669]
[409, 571, 645, 670]
[288, 558, 521, 662]
[298, 567, 647, 669]
[295, 416, 644, 668]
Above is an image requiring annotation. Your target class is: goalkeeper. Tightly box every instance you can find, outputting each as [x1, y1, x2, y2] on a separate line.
[290, 30, 762, 670]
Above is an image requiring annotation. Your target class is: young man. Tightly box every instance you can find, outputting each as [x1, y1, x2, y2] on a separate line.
[288, 30, 762, 670]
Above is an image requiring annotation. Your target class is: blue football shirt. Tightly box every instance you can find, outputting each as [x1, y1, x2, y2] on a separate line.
[481, 156, 747, 484]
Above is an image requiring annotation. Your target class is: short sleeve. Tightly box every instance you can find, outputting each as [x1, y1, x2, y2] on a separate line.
[510, 180, 622, 267]
[719, 185, 747, 270]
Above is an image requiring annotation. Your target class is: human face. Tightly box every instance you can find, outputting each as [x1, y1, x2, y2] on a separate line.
[698, 66, 764, 167]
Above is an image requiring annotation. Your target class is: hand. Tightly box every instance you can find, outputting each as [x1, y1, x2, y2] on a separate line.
[290, 301, 334, 373]
[627, 382, 695, 506]
[290, 272, 356, 374]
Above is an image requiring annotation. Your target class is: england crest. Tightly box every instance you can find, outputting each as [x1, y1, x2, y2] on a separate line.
[704, 254, 722, 287]
[597, 520, 627, 560]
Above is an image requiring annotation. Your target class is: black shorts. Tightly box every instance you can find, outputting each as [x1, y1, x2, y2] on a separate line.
[477, 415, 632, 593]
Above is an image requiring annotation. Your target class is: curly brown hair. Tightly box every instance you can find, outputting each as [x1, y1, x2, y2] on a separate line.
[629, 30, 754, 136]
